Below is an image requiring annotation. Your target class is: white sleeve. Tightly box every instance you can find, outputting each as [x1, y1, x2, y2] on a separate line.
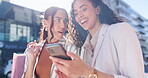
[110, 22, 144, 78]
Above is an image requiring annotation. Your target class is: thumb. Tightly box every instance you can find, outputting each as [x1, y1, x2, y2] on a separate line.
[67, 52, 80, 60]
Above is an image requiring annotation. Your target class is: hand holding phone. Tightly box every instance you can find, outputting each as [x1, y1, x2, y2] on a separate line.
[45, 43, 71, 60]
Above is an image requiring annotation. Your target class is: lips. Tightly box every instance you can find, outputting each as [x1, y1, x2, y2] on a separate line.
[58, 30, 65, 35]
[80, 18, 88, 25]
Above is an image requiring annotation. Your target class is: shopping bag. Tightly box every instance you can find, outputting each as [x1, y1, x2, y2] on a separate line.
[11, 53, 26, 78]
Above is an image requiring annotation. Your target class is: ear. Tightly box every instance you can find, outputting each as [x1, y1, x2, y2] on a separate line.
[42, 19, 48, 28]
[95, 6, 100, 15]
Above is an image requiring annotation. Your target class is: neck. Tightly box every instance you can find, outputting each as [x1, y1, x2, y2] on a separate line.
[47, 37, 59, 44]
[89, 21, 101, 37]
[47, 32, 59, 44]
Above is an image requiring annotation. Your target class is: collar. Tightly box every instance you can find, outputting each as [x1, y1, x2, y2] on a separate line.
[83, 24, 104, 53]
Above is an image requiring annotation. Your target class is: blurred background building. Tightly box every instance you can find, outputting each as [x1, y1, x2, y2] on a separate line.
[103, 0, 148, 72]
[0, 1, 41, 77]
[0, 0, 148, 77]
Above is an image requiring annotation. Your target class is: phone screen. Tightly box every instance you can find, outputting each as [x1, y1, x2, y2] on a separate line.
[45, 43, 71, 60]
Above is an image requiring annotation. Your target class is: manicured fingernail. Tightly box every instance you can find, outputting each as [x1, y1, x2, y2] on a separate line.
[28, 45, 31, 48]
[34, 40, 36, 42]
[49, 56, 52, 59]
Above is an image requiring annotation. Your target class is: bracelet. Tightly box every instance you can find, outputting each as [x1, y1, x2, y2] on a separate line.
[88, 68, 98, 78]
[79, 68, 98, 78]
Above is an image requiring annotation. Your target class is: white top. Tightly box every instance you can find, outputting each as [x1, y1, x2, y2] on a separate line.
[81, 22, 144, 78]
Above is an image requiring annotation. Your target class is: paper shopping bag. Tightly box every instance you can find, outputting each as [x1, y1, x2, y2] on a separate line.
[11, 53, 26, 78]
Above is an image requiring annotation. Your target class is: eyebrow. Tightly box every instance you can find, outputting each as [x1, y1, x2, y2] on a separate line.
[74, 4, 87, 12]
[54, 17, 61, 19]
[80, 4, 87, 9]
[54, 16, 68, 21]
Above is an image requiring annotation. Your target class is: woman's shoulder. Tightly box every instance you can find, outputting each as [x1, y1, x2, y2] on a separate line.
[110, 22, 131, 29]
[108, 22, 134, 33]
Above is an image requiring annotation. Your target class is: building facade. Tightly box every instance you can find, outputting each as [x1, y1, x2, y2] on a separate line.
[103, 0, 148, 72]
[0, 1, 41, 75]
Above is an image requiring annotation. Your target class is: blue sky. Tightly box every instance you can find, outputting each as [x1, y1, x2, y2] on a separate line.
[10, 0, 73, 12]
[10, 0, 148, 19]
[123, 0, 148, 19]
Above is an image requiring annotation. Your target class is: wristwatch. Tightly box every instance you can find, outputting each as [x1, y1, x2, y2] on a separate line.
[88, 68, 98, 78]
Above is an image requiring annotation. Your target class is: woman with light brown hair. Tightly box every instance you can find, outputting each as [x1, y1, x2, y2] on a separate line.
[22, 6, 69, 78]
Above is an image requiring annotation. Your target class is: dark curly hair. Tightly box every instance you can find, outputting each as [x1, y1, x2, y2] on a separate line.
[70, 0, 123, 48]
[39, 7, 68, 43]
[69, 17, 88, 48]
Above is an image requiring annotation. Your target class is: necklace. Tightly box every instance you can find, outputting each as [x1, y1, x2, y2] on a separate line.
[90, 24, 103, 57]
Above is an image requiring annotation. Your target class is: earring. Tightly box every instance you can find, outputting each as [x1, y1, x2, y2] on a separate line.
[45, 27, 48, 31]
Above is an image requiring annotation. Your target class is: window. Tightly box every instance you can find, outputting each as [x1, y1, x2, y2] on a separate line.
[27, 26, 31, 42]
[10, 24, 17, 41]
[0, 21, 4, 33]
[4, 22, 10, 41]
[17, 25, 27, 42]
[0, 21, 4, 40]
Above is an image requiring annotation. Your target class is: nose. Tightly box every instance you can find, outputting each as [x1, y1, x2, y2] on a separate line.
[60, 21, 67, 29]
[78, 11, 83, 18]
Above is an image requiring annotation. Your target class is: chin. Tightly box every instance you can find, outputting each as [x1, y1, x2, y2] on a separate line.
[57, 36, 63, 40]
[83, 27, 90, 31]
[81, 25, 88, 30]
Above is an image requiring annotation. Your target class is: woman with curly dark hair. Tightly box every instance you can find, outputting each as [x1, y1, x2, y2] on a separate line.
[50, 0, 144, 78]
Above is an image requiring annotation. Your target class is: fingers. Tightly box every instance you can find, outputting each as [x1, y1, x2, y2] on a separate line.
[54, 62, 67, 74]
[27, 40, 37, 48]
[28, 45, 40, 54]
[32, 45, 40, 52]
[67, 52, 80, 60]
[27, 42, 34, 48]
[55, 70, 64, 78]
[34, 40, 36, 43]
[50, 57, 70, 66]
[55, 70, 61, 78]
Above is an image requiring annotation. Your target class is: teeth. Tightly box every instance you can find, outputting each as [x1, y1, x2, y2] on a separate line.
[81, 19, 87, 24]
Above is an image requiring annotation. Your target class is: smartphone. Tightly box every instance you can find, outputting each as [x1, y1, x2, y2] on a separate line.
[45, 43, 71, 60]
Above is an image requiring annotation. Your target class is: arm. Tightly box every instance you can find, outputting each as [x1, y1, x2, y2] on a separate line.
[24, 52, 38, 78]
[50, 23, 144, 78]
[110, 22, 144, 78]
[50, 52, 114, 78]
[22, 41, 40, 78]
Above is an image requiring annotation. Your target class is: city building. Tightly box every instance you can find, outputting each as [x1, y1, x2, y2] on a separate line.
[0, 0, 148, 76]
[0, 1, 41, 75]
[104, 0, 148, 72]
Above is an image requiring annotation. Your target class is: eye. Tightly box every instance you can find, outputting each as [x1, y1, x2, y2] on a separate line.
[82, 7, 87, 11]
[54, 18, 61, 22]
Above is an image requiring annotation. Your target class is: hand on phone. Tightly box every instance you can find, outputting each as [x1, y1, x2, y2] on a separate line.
[45, 43, 71, 60]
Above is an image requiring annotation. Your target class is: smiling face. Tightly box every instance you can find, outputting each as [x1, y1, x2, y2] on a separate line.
[46, 9, 68, 41]
[73, 0, 100, 31]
